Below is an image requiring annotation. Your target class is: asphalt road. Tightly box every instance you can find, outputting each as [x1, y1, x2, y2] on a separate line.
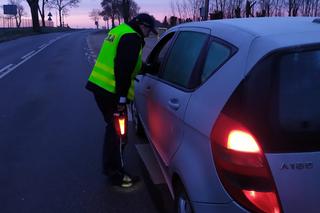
[0, 30, 163, 213]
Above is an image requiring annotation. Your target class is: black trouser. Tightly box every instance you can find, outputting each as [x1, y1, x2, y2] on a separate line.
[93, 92, 127, 176]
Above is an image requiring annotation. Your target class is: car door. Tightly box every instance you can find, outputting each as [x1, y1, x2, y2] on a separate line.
[146, 29, 210, 165]
[134, 32, 176, 134]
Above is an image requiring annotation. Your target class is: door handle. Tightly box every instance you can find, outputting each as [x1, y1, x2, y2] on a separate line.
[168, 98, 180, 110]
[144, 86, 151, 93]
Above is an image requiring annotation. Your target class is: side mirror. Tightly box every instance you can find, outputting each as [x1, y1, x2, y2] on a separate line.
[134, 74, 145, 82]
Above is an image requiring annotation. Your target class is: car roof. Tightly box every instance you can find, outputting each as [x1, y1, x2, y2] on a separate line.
[178, 17, 320, 37]
[175, 17, 320, 48]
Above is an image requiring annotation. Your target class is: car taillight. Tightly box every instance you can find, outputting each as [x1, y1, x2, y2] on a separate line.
[211, 113, 282, 213]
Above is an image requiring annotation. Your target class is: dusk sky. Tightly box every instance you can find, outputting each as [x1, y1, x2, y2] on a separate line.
[0, 0, 173, 28]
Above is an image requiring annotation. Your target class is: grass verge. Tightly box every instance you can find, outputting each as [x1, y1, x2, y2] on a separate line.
[0, 27, 79, 43]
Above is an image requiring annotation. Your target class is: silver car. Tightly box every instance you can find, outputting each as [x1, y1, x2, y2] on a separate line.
[133, 17, 320, 213]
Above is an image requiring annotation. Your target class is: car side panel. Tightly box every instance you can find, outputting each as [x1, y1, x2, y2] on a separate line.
[134, 74, 154, 134]
[144, 77, 192, 166]
[266, 152, 320, 213]
[170, 123, 232, 203]
[169, 31, 254, 204]
[192, 200, 249, 213]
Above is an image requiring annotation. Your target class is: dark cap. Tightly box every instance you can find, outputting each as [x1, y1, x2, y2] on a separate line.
[133, 13, 158, 35]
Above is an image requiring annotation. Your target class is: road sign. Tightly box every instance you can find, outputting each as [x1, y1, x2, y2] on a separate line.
[200, 7, 205, 17]
[3, 5, 17, 15]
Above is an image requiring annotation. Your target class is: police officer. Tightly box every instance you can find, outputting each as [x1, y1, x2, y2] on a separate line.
[86, 13, 157, 188]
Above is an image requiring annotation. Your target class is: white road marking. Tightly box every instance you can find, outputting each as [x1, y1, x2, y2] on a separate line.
[0, 64, 13, 73]
[0, 34, 70, 80]
[39, 44, 46, 49]
[21, 50, 36, 60]
[128, 111, 132, 121]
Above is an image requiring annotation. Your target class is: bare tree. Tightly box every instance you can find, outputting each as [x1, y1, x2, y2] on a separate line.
[257, 0, 271, 16]
[128, 0, 139, 18]
[100, 0, 121, 28]
[100, 0, 139, 27]
[102, 15, 110, 29]
[26, 0, 40, 31]
[38, 0, 49, 27]
[170, 0, 176, 17]
[218, 0, 228, 13]
[273, 0, 285, 16]
[180, 0, 190, 20]
[169, 0, 320, 22]
[119, 0, 139, 23]
[287, 0, 302, 16]
[225, 0, 242, 17]
[301, 0, 317, 16]
[48, 0, 80, 27]
[175, 0, 183, 19]
[208, 0, 227, 18]
[170, 0, 202, 21]
[188, 0, 202, 20]
[89, 9, 101, 28]
[245, 0, 256, 17]
[121, 0, 130, 23]
[314, 0, 320, 16]
[8, 0, 25, 27]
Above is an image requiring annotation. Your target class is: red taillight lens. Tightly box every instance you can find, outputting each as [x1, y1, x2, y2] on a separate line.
[243, 190, 281, 213]
[211, 113, 282, 213]
[228, 130, 260, 153]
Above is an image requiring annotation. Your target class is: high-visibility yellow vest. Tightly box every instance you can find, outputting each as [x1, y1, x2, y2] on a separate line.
[88, 23, 142, 100]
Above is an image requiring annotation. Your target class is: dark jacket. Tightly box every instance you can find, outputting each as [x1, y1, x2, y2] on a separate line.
[86, 21, 145, 101]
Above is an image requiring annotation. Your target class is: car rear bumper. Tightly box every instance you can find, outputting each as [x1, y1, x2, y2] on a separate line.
[192, 201, 249, 213]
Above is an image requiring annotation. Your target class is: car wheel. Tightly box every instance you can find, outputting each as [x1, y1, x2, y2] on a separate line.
[175, 186, 193, 213]
[131, 101, 144, 136]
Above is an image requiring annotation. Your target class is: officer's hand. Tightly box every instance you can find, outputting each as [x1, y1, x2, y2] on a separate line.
[117, 103, 127, 115]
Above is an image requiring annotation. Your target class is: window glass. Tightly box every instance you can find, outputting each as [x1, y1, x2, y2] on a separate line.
[158, 40, 171, 62]
[201, 42, 231, 82]
[278, 50, 320, 132]
[160, 31, 207, 88]
[146, 33, 174, 75]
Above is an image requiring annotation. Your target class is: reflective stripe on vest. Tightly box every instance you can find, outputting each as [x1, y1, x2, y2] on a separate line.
[88, 23, 142, 100]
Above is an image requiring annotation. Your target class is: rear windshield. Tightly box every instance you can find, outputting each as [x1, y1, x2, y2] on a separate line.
[278, 50, 320, 132]
[223, 45, 320, 153]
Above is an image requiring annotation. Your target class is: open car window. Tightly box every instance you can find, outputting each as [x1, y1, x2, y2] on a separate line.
[145, 32, 175, 76]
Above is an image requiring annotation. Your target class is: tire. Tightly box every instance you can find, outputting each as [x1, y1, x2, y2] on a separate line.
[131, 101, 145, 136]
[175, 185, 193, 213]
